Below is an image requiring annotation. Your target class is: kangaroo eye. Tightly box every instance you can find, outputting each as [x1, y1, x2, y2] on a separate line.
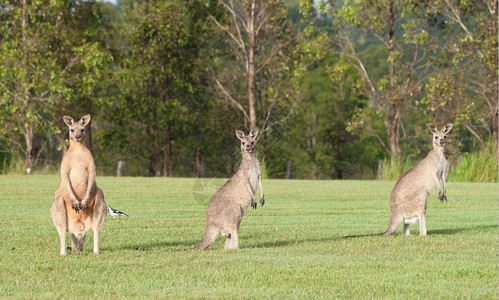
[71, 129, 74, 132]
[81, 129, 85, 133]
[444, 135, 446, 139]
[251, 141, 254, 145]
[242, 142, 245, 145]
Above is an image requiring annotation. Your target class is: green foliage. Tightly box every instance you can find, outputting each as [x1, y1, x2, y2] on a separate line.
[0, 176, 497, 298]
[448, 141, 498, 183]
[0, 0, 496, 180]
[0, 0, 113, 173]
[381, 155, 417, 181]
[381, 140, 498, 183]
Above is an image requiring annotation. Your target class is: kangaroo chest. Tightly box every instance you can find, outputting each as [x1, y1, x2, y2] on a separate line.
[247, 163, 259, 192]
[63, 150, 94, 197]
[436, 153, 445, 175]
[239, 156, 260, 194]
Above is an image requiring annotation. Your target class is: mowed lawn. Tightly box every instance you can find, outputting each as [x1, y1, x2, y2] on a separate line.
[0, 175, 496, 298]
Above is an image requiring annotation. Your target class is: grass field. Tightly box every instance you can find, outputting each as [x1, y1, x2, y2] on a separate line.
[0, 175, 497, 298]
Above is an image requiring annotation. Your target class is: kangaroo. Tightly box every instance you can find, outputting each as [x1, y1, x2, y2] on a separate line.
[381, 123, 453, 236]
[50, 115, 107, 255]
[191, 127, 265, 250]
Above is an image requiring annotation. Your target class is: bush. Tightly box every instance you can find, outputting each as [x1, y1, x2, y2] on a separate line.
[381, 156, 417, 181]
[381, 140, 498, 183]
[448, 140, 498, 183]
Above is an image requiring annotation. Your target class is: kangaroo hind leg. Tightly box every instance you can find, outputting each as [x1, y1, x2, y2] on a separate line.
[51, 195, 67, 255]
[227, 222, 241, 249]
[418, 213, 427, 236]
[92, 188, 107, 255]
[222, 230, 232, 250]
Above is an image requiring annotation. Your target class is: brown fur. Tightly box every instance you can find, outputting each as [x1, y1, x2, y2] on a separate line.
[192, 128, 265, 250]
[381, 123, 453, 236]
[50, 114, 107, 255]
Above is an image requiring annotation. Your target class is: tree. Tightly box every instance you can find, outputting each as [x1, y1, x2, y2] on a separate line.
[0, 0, 110, 174]
[112, 0, 212, 176]
[208, 0, 298, 132]
[422, 0, 498, 149]
[301, 0, 437, 161]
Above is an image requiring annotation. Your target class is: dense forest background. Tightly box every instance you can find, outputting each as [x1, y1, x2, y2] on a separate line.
[0, 0, 497, 181]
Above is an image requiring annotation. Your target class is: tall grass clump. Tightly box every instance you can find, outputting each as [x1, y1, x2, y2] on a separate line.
[448, 141, 498, 182]
[381, 156, 416, 181]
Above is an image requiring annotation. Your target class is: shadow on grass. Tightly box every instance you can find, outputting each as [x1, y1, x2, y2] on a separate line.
[428, 224, 497, 235]
[244, 235, 342, 249]
[104, 239, 198, 252]
[342, 224, 498, 238]
[104, 224, 497, 252]
[108, 235, 343, 251]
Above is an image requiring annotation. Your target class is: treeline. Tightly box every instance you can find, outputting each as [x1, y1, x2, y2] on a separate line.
[0, 0, 496, 180]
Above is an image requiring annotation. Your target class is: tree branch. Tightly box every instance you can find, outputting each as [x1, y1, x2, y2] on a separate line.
[255, 38, 295, 75]
[212, 71, 250, 123]
[465, 121, 487, 149]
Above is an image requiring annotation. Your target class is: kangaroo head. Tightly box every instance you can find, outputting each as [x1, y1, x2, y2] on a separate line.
[428, 123, 453, 147]
[235, 127, 259, 154]
[63, 114, 91, 142]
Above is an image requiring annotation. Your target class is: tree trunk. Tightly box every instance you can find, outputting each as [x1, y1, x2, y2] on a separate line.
[148, 155, 155, 177]
[247, 0, 257, 129]
[491, 0, 498, 150]
[162, 126, 175, 178]
[285, 159, 293, 179]
[168, 140, 175, 178]
[493, 106, 498, 150]
[146, 125, 155, 177]
[387, 0, 401, 161]
[388, 103, 401, 161]
[116, 160, 125, 177]
[86, 95, 92, 152]
[195, 148, 202, 178]
[492, 60, 498, 150]
[163, 127, 175, 177]
[377, 159, 384, 180]
[153, 129, 160, 177]
[24, 124, 34, 174]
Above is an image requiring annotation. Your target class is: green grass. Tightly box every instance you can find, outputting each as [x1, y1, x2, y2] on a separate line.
[382, 142, 498, 183]
[449, 141, 498, 182]
[0, 176, 497, 298]
[381, 156, 416, 181]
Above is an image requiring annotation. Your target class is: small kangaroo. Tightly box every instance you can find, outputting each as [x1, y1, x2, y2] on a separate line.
[381, 123, 453, 236]
[50, 115, 107, 255]
[191, 127, 265, 250]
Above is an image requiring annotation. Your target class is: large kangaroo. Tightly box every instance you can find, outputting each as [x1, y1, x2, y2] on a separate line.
[50, 115, 107, 255]
[192, 127, 265, 250]
[381, 123, 453, 236]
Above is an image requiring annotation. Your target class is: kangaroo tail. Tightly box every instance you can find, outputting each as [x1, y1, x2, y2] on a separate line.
[380, 214, 403, 236]
[343, 233, 381, 238]
[344, 215, 402, 238]
[190, 228, 218, 251]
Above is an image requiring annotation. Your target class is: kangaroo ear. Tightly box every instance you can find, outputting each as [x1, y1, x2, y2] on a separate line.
[79, 114, 91, 127]
[235, 129, 245, 140]
[428, 123, 437, 133]
[250, 127, 259, 139]
[63, 115, 74, 126]
[442, 123, 453, 134]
